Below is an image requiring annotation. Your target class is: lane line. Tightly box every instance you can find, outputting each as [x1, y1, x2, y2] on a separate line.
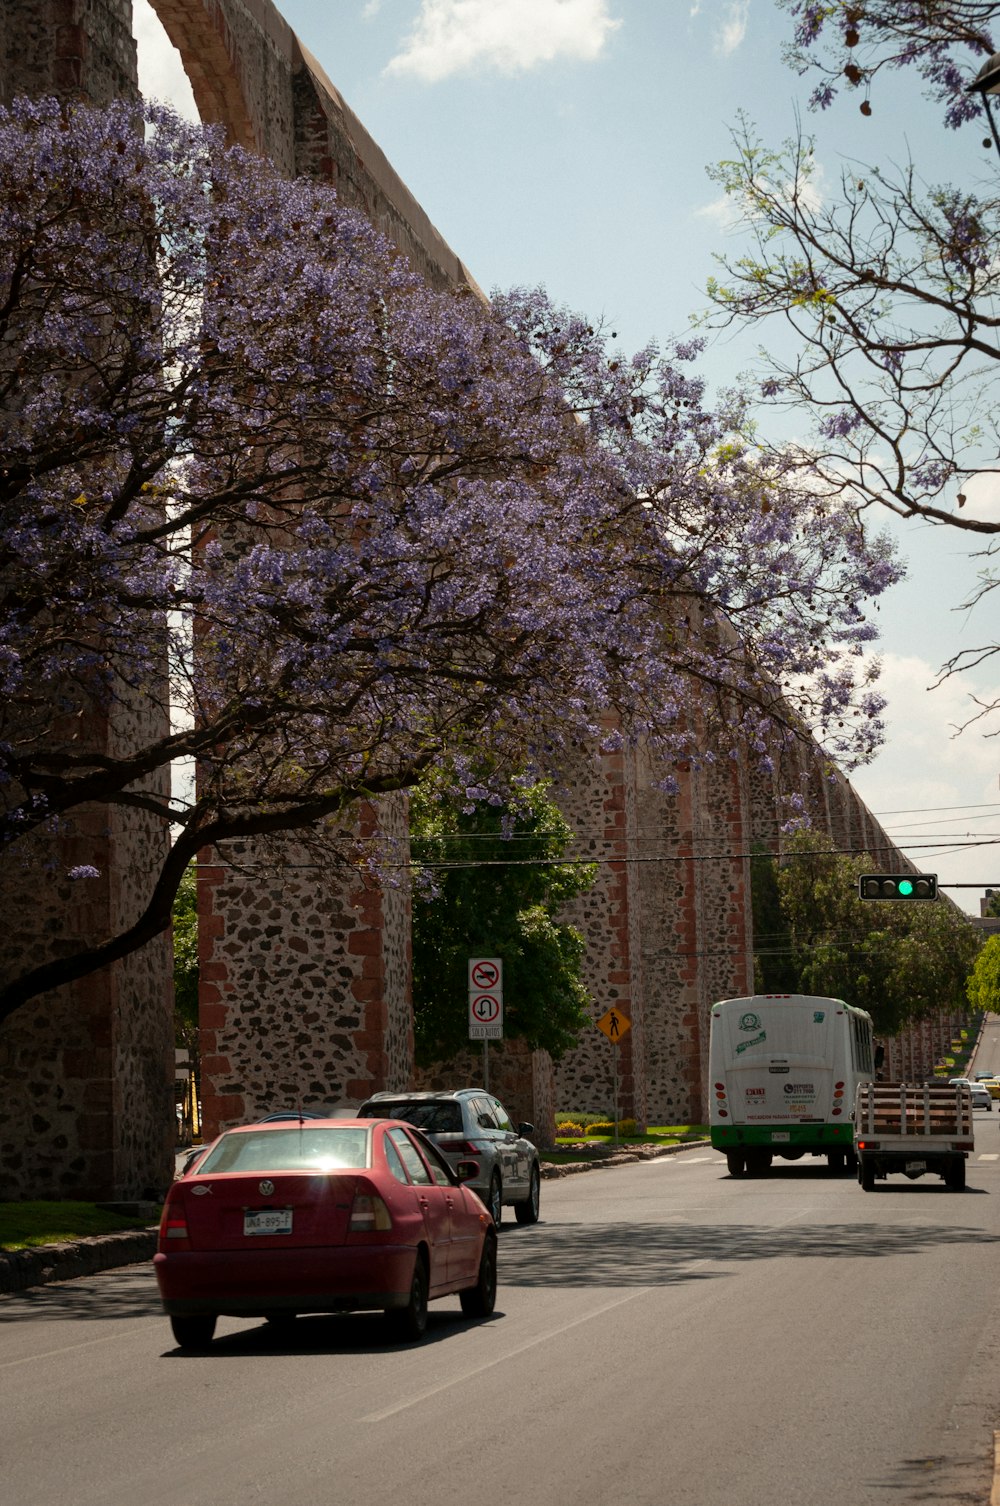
[362, 1290, 647, 1422]
[0, 1322, 162, 1369]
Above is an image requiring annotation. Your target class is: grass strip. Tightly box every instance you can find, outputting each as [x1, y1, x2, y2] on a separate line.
[0, 1201, 156, 1252]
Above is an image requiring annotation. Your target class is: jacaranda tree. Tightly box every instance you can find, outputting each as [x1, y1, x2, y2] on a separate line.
[707, 4, 1000, 719]
[0, 96, 898, 1021]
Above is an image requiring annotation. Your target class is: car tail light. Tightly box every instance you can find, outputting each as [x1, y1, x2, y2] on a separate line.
[158, 1193, 191, 1251]
[349, 1192, 392, 1233]
[448, 1140, 489, 1157]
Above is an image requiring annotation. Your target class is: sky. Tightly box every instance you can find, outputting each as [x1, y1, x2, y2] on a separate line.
[133, 0, 1000, 914]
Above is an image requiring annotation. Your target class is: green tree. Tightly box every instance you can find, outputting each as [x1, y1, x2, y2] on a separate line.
[750, 844, 799, 993]
[968, 934, 1000, 1012]
[409, 779, 596, 1066]
[773, 833, 981, 1034]
[172, 864, 199, 1056]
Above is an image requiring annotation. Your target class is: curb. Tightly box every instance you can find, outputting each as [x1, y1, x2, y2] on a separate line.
[0, 1141, 712, 1295]
[540, 1139, 710, 1178]
[0, 1229, 158, 1295]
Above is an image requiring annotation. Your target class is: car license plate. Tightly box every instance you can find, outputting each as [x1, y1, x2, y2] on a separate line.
[244, 1208, 293, 1236]
[771, 1132, 790, 1142]
[905, 1160, 926, 1174]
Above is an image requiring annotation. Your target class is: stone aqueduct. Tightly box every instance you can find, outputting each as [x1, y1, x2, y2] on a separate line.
[0, 1, 963, 1200]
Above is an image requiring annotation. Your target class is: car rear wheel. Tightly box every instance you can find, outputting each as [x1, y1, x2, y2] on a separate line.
[169, 1314, 216, 1350]
[486, 1172, 502, 1227]
[514, 1165, 540, 1225]
[460, 1231, 498, 1318]
[387, 1254, 429, 1342]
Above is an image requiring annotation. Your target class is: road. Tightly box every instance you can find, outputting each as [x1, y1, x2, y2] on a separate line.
[5, 1128, 1000, 1506]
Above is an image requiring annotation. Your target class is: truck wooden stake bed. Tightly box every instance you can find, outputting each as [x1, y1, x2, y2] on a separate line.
[853, 1082, 974, 1191]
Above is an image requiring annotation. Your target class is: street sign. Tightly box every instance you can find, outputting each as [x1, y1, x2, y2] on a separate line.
[469, 957, 502, 990]
[469, 957, 503, 1041]
[596, 1007, 631, 1042]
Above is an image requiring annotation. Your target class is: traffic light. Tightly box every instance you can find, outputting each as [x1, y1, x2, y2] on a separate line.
[857, 873, 938, 901]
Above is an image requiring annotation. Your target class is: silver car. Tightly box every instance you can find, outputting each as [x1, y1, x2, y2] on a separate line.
[357, 1089, 541, 1226]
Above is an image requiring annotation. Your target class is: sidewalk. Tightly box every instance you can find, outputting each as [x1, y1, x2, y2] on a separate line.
[0, 1139, 710, 1295]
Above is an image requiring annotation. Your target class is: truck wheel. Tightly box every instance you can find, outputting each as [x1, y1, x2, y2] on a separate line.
[860, 1159, 876, 1192]
[944, 1159, 966, 1191]
[726, 1150, 745, 1178]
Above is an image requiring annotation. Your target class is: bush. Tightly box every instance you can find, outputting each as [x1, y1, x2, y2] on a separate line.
[585, 1121, 615, 1136]
[556, 1122, 585, 1138]
[617, 1118, 637, 1137]
[556, 1110, 610, 1128]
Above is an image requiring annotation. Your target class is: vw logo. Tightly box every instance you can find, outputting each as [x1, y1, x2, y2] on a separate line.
[258, 1179, 275, 1196]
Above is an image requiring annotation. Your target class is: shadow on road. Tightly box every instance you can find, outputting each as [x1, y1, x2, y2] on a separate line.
[495, 1217, 1000, 1286]
[0, 1265, 160, 1323]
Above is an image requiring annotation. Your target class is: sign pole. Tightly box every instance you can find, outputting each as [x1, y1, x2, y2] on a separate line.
[594, 1007, 631, 1147]
[483, 1039, 489, 1093]
[613, 1042, 619, 1148]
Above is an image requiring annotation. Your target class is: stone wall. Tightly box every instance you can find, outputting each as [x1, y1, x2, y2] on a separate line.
[197, 797, 413, 1137]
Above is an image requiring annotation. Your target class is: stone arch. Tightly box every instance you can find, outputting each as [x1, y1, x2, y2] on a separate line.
[146, 0, 259, 152]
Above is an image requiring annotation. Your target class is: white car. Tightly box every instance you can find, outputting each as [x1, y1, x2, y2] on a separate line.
[969, 1083, 993, 1112]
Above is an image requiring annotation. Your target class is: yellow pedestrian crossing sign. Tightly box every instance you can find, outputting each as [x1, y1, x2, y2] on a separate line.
[596, 1007, 630, 1042]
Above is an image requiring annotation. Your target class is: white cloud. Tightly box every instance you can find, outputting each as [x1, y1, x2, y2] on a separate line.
[134, 0, 198, 118]
[716, 0, 750, 56]
[693, 193, 742, 228]
[384, 0, 621, 82]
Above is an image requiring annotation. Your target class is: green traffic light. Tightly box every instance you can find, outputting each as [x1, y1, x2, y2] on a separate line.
[898, 878, 914, 896]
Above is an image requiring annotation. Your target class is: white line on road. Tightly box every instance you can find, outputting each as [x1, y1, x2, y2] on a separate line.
[362, 1290, 648, 1423]
[0, 1321, 162, 1369]
[980, 1153, 1000, 1161]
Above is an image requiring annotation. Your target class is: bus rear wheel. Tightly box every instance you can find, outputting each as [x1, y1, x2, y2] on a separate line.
[745, 1149, 772, 1177]
[726, 1150, 745, 1177]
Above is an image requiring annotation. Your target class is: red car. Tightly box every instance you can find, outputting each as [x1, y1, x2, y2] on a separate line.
[154, 1117, 497, 1349]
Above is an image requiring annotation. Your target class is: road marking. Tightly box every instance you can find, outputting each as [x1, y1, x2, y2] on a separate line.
[0, 1323, 161, 1370]
[362, 1290, 647, 1422]
[641, 1156, 725, 1167]
[980, 1153, 1000, 1161]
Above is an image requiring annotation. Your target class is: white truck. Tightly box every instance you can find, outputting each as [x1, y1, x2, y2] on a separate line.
[853, 1081, 974, 1191]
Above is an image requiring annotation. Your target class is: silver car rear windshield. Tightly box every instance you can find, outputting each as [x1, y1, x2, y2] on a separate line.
[196, 1127, 370, 1174]
[361, 1102, 463, 1133]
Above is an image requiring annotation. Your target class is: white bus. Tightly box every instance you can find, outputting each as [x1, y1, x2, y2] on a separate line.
[708, 993, 878, 1177]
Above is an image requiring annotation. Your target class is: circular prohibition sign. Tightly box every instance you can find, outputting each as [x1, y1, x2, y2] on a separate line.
[470, 992, 501, 1024]
[470, 960, 500, 990]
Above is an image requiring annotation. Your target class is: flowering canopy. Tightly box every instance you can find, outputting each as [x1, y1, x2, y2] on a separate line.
[778, 2, 997, 128]
[0, 97, 896, 1017]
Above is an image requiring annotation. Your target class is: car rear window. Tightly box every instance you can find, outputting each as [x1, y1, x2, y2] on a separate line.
[361, 1101, 463, 1134]
[196, 1127, 370, 1174]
